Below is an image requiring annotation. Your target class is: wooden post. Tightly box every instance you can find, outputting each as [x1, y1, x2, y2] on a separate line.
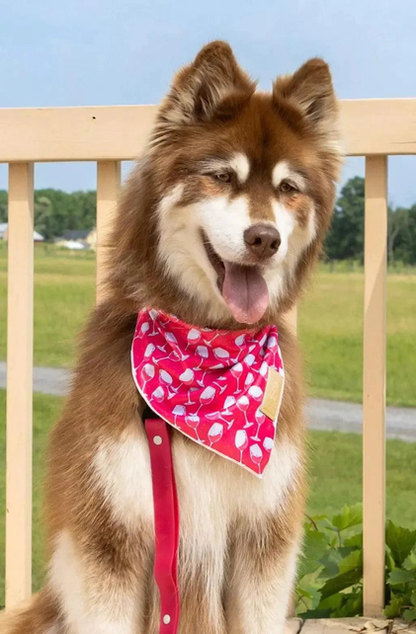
[96, 161, 121, 302]
[6, 163, 35, 607]
[363, 155, 388, 616]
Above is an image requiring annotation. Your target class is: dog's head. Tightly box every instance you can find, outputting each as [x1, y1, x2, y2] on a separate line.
[111, 42, 342, 328]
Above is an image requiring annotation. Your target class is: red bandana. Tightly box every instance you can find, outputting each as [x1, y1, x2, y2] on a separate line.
[131, 309, 284, 477]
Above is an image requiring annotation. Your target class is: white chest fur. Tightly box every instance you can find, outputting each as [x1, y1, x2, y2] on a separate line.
[92, 426, 301, 534]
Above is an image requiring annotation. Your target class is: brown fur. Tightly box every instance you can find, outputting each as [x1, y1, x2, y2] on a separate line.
[1, 41, 341, 633]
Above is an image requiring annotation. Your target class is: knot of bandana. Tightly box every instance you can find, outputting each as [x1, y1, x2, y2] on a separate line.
[131, 308, 284, 477]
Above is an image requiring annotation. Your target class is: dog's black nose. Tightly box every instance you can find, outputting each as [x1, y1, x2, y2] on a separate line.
[244, 224, 281, 260]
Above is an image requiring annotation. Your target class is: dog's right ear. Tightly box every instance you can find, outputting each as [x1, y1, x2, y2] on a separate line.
[152, 41, 255, 146]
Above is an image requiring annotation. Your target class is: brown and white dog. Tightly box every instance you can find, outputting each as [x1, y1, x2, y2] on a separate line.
[1, 41, 341, 634]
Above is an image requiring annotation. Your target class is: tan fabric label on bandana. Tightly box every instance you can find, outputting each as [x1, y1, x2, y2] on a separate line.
[260, 368, 285, 422]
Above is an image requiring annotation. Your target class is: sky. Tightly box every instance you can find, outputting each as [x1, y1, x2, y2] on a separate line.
[1, 0, 415, 206]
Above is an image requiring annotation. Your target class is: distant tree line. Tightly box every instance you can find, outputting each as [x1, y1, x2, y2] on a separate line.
[325, 177, 416, 265]
[0, 177, 415, 263]
[0, 189, 96, 241]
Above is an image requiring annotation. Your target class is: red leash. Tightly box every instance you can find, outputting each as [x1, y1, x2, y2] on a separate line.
[145, 416, 180, 633]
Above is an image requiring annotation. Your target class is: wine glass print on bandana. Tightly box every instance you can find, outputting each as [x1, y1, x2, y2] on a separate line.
[132, 308, 284, 477]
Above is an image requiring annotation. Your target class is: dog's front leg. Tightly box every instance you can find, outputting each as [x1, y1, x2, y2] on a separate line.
[48, 525, 152, 634]
[226, 515, 302, 634]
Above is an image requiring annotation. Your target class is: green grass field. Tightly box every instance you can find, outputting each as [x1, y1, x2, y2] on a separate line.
[299, 267, 416, 407]
[0, 247, 96, 368]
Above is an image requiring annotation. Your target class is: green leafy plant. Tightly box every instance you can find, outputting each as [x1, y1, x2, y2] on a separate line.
[296, 505, 416, 622]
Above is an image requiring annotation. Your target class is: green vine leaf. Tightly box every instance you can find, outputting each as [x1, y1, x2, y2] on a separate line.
[337, 549, 363, 574]
[320, 567, 362, 599]
[296, 581, 322, 613]
[402, 608, 416, 621]
[386, 521, 416, 567]
[332, 504, 363, 532]
[388, 568, 416, 585]
[296, 508, 416, 623]
[384, 594, 407, 618]
[344, 533, 363, 548]
[297, 528, 328, 578]
[332, 591, 363, 618]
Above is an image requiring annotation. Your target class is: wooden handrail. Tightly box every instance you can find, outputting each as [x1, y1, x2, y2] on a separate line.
[0, 99, 415, 162]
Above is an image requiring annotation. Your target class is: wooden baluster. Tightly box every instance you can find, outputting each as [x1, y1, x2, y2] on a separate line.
[5, 163, 35, 607]
[96, 161, 121, 303]
[363, 155, 388, 616]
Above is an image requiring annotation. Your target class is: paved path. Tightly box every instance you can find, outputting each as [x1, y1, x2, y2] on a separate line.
[0, 362, 415, 442]
[306, 397, 416, 443]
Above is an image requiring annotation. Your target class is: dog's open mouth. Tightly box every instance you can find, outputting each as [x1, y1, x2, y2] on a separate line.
[202, 232, 269, 325]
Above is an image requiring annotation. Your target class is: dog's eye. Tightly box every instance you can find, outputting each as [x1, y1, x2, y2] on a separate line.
[279, 181, 297, 194]
[214, 172, 232, 183]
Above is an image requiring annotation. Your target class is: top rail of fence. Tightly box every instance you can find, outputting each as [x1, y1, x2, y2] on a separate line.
[0, 99, 416, 163]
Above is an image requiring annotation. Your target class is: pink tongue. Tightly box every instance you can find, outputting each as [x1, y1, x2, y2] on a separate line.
[222, 262, 269, 324]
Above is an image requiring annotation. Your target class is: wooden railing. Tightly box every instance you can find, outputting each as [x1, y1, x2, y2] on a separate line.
[1, 99, 416, 615]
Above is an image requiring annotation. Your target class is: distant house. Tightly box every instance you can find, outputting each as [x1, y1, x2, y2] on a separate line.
[55, 239, 85, 251]
[62, 230, 90, 241]
[55, 228, 96, 250]
[33, 230, 44, 243]
[0, 223, 44, 243]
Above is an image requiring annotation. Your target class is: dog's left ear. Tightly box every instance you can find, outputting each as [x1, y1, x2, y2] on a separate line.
[273, 58, 338, 139]
[152, 41, 255, 145]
